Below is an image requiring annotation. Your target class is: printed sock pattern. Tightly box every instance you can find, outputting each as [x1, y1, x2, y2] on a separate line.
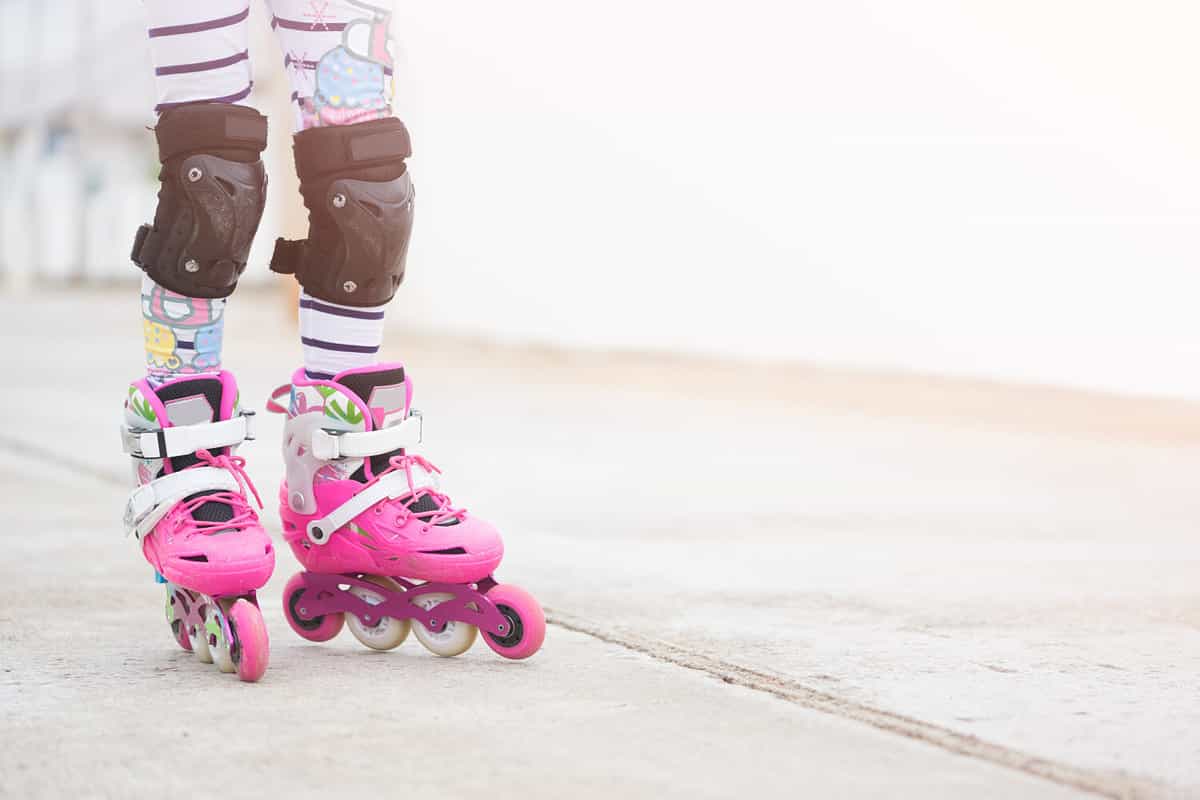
[142, 276, 226, 386]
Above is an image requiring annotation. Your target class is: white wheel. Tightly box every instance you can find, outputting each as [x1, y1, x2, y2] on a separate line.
[411, 592, 477, 657]
[206, 603, 235, 673]
[189, 618, 213, 664]
[345, 576, 410, 651]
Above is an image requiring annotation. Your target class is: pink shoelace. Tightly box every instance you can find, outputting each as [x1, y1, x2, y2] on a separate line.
[386, 453, 468, 527]
[174, 449, 264, 533]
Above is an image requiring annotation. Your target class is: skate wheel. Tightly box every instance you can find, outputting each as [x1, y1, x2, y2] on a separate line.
[482, 584, 545, 660]
[229, 598, 269, 683]
[283, 572, 344, 642]
[189, 613, 213, 664]
[165, 588, 192, 652]
[411, 591, 477, 657]
[206, 603, 235, 674]
[346, 575, 410, 651]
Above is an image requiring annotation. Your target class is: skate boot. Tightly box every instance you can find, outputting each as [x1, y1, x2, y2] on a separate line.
[122, 371, 273, 681]
[267, 363, 545, 659]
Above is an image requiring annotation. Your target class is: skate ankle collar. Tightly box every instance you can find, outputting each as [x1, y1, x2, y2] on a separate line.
[121, 412, 255, 459]
[311, 413, 422, 461]
[304, 467, 436, 546]
[124, 467, 241, 540]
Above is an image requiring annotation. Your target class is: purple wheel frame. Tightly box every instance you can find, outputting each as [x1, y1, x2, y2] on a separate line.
[284, 572, 543, 659]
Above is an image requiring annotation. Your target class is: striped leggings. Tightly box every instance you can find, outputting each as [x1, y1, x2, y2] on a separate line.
[141, 0, 396, 382]
[146, 0, 394, 131]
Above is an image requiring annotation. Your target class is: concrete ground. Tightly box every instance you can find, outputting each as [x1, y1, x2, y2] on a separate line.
[1, 290, 1198, 799]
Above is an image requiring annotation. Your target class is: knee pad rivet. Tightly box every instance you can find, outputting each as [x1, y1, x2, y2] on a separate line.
[342, 280, 358, 293]
[331, 193, 347, 209]
[184, 259, 200, 273]
[186, 167, 203, 183]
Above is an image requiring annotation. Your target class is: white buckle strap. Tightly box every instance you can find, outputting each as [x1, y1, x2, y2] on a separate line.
[121, 412, 256, 459]
[123, 467, 241, 540]
[305, 462, 438, 546]
[310, 412, 422, 461]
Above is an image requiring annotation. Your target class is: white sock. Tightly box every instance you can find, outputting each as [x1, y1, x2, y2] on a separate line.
[299, 291, 386, 379]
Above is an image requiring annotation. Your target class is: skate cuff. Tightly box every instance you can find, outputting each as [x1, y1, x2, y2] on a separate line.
[304, 468, 437, 546]
[123, 467, 241, 540]
[121, 412, 256, 459]
[311, 413, 422, 461]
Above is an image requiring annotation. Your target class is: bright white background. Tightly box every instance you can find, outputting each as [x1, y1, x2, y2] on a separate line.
[390, 1, 1200, 398]
[3, 1, 1200, 399]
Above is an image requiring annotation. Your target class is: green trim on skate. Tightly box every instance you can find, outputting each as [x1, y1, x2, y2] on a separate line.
[324, 397, 364, 425]
[128, 387, 159, 423]
[205, 611, 223, 643]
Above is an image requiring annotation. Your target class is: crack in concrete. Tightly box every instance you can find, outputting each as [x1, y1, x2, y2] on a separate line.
[544, 610, 1171, 800]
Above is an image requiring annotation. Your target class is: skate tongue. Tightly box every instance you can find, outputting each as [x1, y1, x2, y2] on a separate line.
[153, 375, 239, 526]
[333, 365, 410, 477]
[155, 375, 234, 430]
[332, 366, 409, 431]
[331, 367, 452, 524]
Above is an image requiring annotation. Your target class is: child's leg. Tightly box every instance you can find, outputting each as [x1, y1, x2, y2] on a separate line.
[265, 0, 410, 378]
[118, 3, 276, 683]
[262, 4, 547, 663]
[138, 1, 265, 385]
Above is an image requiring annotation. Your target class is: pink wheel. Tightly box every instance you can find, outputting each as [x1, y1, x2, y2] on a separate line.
[283, 572, 344, 642]
[229, 599, 269, 683]
[482, 584, 545, 660]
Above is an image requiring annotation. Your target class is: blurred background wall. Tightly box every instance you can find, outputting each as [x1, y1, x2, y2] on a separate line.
[3, 1, 1199, 398]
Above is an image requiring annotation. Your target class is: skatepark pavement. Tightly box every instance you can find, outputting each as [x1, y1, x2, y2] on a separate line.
[1, 290, 1198, 799]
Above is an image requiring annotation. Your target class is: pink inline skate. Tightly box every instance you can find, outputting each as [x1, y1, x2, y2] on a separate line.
[267, 363, 545, 659]
[122, 372, 273, 681]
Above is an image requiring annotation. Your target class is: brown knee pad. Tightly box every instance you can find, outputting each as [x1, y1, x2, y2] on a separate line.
[131, 102, 269, 298]
[270, 118, 414, 308]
